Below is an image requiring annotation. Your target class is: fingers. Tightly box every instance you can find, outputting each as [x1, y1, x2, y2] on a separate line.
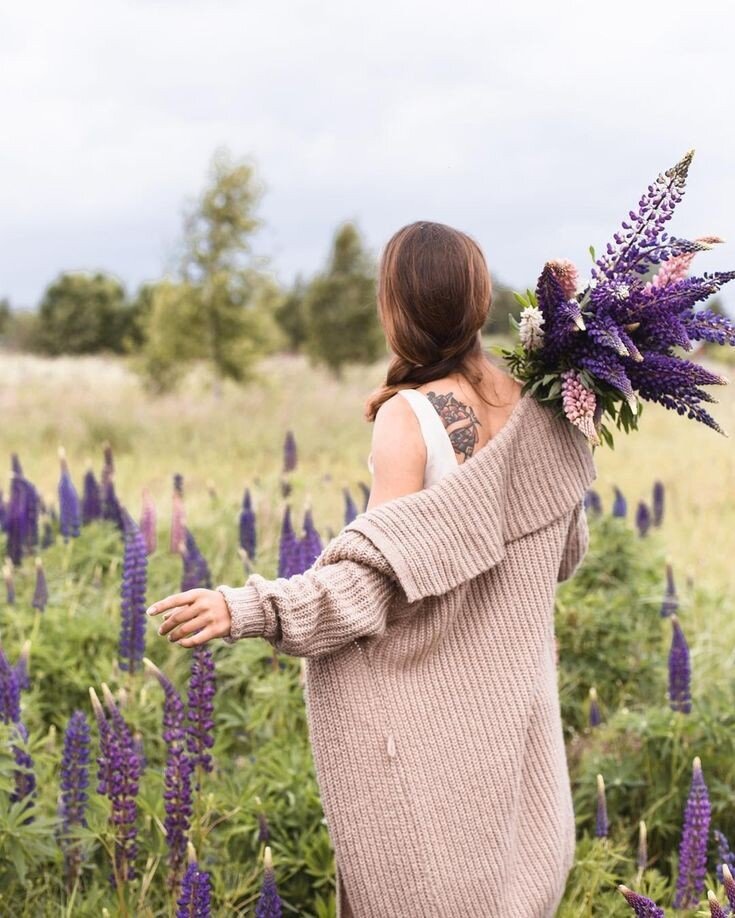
[157, 603, 202, 637]
[178, 625, 218, 648]
[146, 590, 202, 617]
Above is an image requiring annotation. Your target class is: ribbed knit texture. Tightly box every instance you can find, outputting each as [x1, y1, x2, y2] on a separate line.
[216, 393, 597, 917]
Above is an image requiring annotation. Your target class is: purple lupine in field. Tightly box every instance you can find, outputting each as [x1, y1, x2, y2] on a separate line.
[617, 884, 665, 917]
[299, 507, 323, 571]
[714, 829, 735, 885]
[41, 517, 54, 549]
[668, 614, 691, 713]
[277, 506, 300, 579]
[595, 773, 608, 837]
[0, 488, 5, 531]
[10, 720, 36, 810]
[0, 646, 21, 723]
[239, 488, 257, 561]
[6, 455, 40, 566]
[674, 756, 711, 909]
[258, 810, 270, 843]
[58, 447, 81, 541]
[636, 820, 648, 873]
[139, 487, 157, 556]
[186, 646, 216, 779]
[14, 640, 31, 691]
[612, 486, 627, 518]
[3, 560, 15, 604]
[722, 863, 735, 911]
[90, 685, 142, 885]
[343, 488, 358, 525]
[707, 890, 728, 918]
[170, 474, 187, 554]
[283, 430, 297, 473]
[176, 843, 212, 917]
[32, 557, 48, 612]
[256, 846, 283, 918]
[181, 529, 212, 591]
[144, 659, 193, 885]
[358, 481, 370, 512]
[118, 510, 148, 674]
[635, 501, 652, 537]
[100, 444, 124, 532]
[81, 461, 102, 524]
[584, 488, 603, 516]
[59, 709, 91, 890]
[588, 687, 601, 728]
[661, 563, 678, 617]
[652, 481, 665, 527]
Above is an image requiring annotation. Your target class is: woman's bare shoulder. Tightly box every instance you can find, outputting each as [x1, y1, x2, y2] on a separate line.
[367, 393, 426, 509]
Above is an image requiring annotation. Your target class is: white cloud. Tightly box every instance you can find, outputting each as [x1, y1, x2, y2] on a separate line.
[2, 0, 734, 310]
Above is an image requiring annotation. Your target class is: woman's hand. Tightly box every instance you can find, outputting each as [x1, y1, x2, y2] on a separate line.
[146, 589, 232, 647]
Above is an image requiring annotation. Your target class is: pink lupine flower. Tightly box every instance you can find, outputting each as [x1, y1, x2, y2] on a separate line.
[139, 487, 157, 555]
[561, 369, 601, 446]
[645, 235, 724, 292]
[547, 258, 581, 300]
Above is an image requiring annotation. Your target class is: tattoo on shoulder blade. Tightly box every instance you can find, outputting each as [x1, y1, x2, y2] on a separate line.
[424, 391, 481, 461]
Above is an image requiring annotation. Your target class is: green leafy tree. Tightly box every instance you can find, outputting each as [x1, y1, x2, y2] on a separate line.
[139, 147, 281, 394]
[0, 297, 10, 337]
[302, 222, 384, 377]
[274, 273, 309, 352]
[36, 272, 131, 355]
[483, 277, 526, 337]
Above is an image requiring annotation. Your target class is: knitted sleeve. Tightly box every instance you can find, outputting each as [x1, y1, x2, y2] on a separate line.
[557, 498, 590, 583]
[215, 528, 404, 658]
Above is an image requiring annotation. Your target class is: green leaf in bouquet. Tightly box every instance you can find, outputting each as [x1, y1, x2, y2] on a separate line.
[512, 291, 530, 308]
[589, 244, 596, 261]
[527, 290, 538, 307]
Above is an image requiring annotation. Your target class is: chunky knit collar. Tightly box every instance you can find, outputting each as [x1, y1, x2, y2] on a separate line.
[344, 393, 598, 603]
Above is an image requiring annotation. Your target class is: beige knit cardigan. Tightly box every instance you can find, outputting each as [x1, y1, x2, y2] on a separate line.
[216, 392, 597, 918]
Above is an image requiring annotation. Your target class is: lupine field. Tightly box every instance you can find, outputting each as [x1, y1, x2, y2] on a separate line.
[1, 344, 734, 916]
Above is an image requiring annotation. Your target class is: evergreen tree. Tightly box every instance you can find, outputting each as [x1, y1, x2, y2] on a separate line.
[302, 222, 384, 377]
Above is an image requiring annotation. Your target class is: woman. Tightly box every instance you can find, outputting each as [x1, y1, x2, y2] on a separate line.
[147, 221, 597, 917]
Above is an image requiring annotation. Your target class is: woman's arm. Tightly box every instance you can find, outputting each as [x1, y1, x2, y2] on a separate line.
[557, 498, 590, 582]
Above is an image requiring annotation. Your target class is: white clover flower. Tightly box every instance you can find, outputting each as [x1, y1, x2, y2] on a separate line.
[518, 305, 545, 351]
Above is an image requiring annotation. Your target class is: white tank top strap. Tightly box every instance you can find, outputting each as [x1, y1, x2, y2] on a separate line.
[397, 389, 459, 486]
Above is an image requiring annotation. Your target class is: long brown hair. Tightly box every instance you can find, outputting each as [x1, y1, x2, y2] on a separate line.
[364, 220, 499, 422]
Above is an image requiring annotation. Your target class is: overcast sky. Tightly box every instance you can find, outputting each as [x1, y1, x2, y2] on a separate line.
[3, 0, 734, 314]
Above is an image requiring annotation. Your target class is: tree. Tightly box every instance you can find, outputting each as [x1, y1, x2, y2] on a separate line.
[0, 298, 10, 337]
[483, 277, 526, 337]
[36, 272, 131, 355]
[274, 273, 309, 352]
[138, 147, 281, 394]
[302, 222, 384, 377]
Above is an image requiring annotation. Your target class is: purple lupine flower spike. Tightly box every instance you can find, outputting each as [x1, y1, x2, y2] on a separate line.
[41, 516, 54, 549]
[343, 488, 358, 525]
[32, 557, 48, 612]
[118, 510, 149, 674]
[358, 481, 370, 511]
[283, 430, 297, 473]
[612, 486, 627, 518]
[668, 614, 691, 713]
[144, 659, 193, 887]
[588, 687, 601, 728]
[258, 810, 270, 843]
[239, 488, 257, 561]
[278, 506, 298, 579]
[722, 863, 735, 910]
[584, 488, 603, 515]
[714, 829, 735, 885]
[299, 506, 323, 571]
[14, 640, 31, 691]
[635, 501, 652, 537]
[90, 685, 142, 885]
[674, 755, 711, 909]
[60, 710, 91, 890]
[176, 842, 212, 917]
[10, 720, 36, 811]
[636, 820, 648, 873]
[100, 443, 124, 532]
[255, 846, 283, 918]
[0, 646, 22, 723]
[58, 447, 81, 541]
[139, 487, 157, 555]
[595, 773, 608, 837]
[170, 474, 186, 554]
[652, 481, 665, 526]
[617, 884, 665, 917]
[661, 562, 678, 617]
[181, 529, 212, 592]
[708, 889, 728, 918]
[186, 646, 216, 779]
[82, 460, 102, 524]
[3, 559, 15, 604]
[6, 456, 40, 565]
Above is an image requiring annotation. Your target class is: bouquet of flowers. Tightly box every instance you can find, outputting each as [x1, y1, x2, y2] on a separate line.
[495, 150, 735, 448]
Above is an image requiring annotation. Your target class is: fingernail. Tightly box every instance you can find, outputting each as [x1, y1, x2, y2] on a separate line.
[146, 606, 156, 616]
